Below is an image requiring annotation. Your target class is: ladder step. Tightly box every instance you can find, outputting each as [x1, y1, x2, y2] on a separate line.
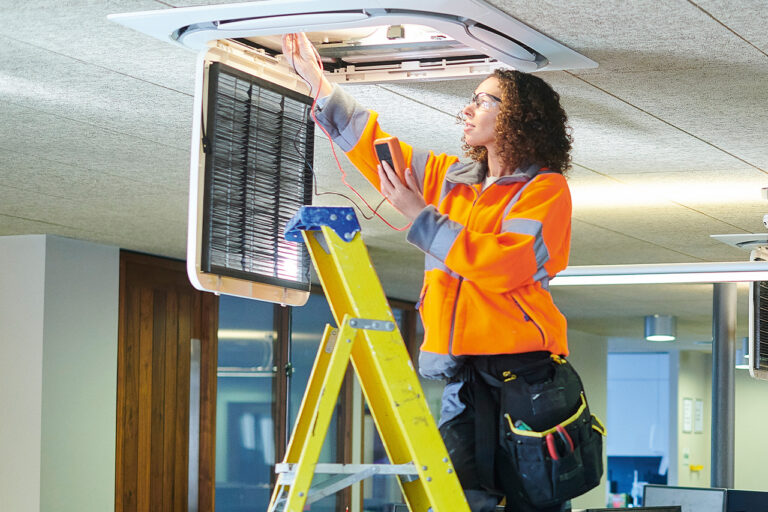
[275, 462, 418, 480]
[273, 463, 418, 507]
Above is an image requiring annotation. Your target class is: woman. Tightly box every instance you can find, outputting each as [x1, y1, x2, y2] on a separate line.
[283, 33, 576, 512]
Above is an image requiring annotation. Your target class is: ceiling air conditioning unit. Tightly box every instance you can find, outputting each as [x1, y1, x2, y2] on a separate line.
[108, 1, 596, 306]
[711, 233, 768, 380]
[750, 247, 768, 380]
[108, 0, 597, 82]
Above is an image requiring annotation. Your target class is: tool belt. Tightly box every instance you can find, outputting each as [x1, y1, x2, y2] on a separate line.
[471, 353, 606, 508]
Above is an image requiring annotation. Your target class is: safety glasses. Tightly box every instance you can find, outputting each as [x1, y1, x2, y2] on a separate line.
[469, 91, 502, 111]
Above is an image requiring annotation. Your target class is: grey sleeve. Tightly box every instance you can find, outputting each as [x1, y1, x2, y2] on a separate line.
[406, 205, 463, 261]
[313, 85, 372, 152]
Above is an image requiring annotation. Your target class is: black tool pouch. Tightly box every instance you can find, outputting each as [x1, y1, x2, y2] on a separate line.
[491, 356, 606, 508]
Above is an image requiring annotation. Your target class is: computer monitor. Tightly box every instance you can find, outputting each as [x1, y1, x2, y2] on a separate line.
[585, 508, 681, 512]
[725, 489, 768, 512]
[644, 484, 726, 512]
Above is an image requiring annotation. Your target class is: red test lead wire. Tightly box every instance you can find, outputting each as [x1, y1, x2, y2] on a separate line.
[300, 40, 412, 232]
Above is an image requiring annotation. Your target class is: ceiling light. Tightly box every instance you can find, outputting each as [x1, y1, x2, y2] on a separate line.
[550, 261, 768, 286]
[645, 314, 677, 342]
[735, 337, 750, 370]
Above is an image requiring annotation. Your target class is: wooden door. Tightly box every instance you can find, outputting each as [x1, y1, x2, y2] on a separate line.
[116, 252, 218, 512]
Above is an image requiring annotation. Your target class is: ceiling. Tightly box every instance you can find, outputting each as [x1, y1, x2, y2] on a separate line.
[2, 0, 766, 352]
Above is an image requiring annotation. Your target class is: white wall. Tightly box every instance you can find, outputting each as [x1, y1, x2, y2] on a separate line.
[734, 368, 768, 491]
[567, 328, 608, 510]
[0, 236, 47, 512]
[0, 235, 119, 512]
[676, 350, 711, 488]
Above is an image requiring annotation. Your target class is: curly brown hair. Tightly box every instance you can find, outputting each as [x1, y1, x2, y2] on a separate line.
[463, 69, 572, 174]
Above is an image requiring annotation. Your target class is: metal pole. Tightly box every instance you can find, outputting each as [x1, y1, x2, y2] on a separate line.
[188, 338, 201, 512]
[711, 283, 736, 488]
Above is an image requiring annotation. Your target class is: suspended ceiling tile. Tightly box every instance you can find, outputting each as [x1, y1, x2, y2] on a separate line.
[0, 149, 186, 204]
[569, 219, 703, 265]
[0, 186, 187, 258]
[694, 0, 768, 51]
[569, 67, 768, 172]
[0, 213, 96, 239]
[1, 0, 197, 94]
[0, 102, 189, 190]
[0, 37, 193, 151]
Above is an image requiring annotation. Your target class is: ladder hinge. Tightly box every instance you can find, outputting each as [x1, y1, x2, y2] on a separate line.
[348, 318, 395, 331]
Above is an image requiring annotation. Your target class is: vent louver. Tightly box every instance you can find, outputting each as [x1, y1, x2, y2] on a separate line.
[750, 279, 768, 379]
[201, 62, 313, 293]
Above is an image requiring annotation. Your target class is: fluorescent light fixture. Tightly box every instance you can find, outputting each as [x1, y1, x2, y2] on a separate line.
[550, 261, 768, 286]
[218, 329, 273, 340]
[645, 314, 677, 342]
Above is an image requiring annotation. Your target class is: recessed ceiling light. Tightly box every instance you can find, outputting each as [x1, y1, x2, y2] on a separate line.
[645, 314, 676, 342]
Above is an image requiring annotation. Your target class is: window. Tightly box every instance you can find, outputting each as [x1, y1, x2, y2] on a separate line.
[215, 295, 277, 512]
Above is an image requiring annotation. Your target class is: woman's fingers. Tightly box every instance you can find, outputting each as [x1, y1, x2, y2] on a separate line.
[282, 33, 324, 92]
[380, 161, 402, 191]
[404, 168, 420, 193]
[378, 164, 394, 196]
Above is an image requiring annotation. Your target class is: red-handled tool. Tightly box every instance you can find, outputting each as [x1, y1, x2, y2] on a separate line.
[556, 425, 574, 453]
[545, 432, 560, 460]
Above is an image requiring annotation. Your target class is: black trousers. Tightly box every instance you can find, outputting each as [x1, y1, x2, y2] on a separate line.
[439, 376, 566, 512]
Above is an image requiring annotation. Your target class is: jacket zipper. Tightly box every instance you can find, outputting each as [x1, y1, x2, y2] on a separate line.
[448, 278, 463, 354]
[512, 296, 546, 345]
[448, 184, 483, 355]
[446, 178, 530, 354]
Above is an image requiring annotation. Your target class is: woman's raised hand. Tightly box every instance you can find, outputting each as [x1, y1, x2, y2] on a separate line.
[281, 33, 332, 98]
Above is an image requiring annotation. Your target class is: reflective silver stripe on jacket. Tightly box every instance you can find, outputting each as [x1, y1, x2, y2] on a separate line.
[410, 147, 430, 191]
[499, 171, 557, 287]
[425, 254, 460, 279]
[406, 205, 462, 262]
[501, 218, 550, 271]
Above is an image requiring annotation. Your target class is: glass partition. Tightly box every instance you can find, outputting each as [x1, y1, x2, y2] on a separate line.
[215, 294, 277, 512]
[290, 292, 338, 512]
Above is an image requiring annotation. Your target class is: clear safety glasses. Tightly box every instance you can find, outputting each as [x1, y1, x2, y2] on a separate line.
[469, 92, 502, 111]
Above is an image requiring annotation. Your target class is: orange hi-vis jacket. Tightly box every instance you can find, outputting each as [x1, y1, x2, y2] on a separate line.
[315, 86, 572, 379]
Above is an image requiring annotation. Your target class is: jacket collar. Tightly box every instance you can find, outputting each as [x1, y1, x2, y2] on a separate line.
[445, 161, 542, 185]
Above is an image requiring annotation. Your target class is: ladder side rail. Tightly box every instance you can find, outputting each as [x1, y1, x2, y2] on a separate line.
[281, 324, 338, 462]
[268, 324, 341, 511]
[268, 317, 357, 512]
[308, 226, 470, 512]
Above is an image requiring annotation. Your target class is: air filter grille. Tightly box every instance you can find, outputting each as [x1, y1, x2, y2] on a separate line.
[202, 62, 313, 290]
[753, 281, 768, 372]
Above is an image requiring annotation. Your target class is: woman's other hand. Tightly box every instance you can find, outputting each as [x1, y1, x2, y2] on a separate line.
[378, 162, 426, 221]
[281, 33, 333, 98]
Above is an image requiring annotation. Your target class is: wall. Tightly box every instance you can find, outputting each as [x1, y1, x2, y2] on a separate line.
[676, 350, 711, 488]
[0, 235, 119, 511]
[567, 329, 608, 510]
[0, 236, 47, 512]
[734, 368, 768, 490]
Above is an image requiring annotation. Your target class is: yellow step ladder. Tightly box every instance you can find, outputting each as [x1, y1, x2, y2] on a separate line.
[268, 206, 470, 512]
